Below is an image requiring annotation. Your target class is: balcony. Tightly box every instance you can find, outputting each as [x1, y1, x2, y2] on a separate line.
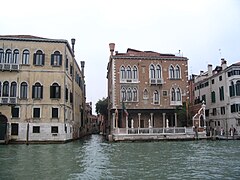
[149, 78, 163, 85]
[0, 97, 17, 105]
[170, 101, 182, 106]
[0, 63, 19, 71]
[120, 79, 139, 83]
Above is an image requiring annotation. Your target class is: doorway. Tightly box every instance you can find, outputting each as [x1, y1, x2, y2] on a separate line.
[0, 114, 8, 140]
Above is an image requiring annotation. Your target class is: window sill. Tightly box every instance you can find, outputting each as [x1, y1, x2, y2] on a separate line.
[51, 65, 61, 67]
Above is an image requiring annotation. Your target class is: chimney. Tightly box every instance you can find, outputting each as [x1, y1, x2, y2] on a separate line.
[71, 38, 76, 55]
[81, 61, 85, 77]
[200, 70, 204, 75]
[221, 58, 227, 70]
[109, 43, 115, 56]
[208, 64, 212, 76]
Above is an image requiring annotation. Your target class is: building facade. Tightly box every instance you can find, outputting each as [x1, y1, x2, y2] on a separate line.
[107, 43, 188, 138]
[0, 35, 86, 143]
[190, 59, 240, 135]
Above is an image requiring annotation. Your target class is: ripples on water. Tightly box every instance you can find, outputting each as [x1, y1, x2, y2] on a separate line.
[0, 135, 240, 180]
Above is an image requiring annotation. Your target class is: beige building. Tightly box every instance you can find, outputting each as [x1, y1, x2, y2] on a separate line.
[0, 35, 86, 143]
[107, 43, 188, 138]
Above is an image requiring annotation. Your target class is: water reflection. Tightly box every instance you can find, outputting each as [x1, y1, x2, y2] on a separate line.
[0, 135, 240, 180]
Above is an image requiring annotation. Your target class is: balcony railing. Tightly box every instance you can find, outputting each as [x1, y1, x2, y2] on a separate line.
[0, 63, 19, 71]
[0, 97, 17, 105]
[149, 78, 163, 85]
[113, 127, 188, 135]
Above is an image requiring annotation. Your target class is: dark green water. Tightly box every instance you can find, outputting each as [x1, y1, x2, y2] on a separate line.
[0, 135, 239, 180]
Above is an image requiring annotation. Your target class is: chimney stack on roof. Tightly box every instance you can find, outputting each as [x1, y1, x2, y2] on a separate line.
[221, 58, 227, 70]
[208, 64, 212, 77]
[109, 43, 115, 56]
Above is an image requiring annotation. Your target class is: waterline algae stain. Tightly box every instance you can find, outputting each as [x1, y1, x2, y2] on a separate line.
[0, 135, 240, 179]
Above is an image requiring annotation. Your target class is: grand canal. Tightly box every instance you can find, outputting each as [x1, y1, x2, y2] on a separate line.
[0, 135, 239, 180]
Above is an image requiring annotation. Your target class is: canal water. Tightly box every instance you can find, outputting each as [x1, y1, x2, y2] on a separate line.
[0, 135, 239, 180]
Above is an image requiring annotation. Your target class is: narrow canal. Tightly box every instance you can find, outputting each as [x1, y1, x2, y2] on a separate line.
[0, 135, 239, 180]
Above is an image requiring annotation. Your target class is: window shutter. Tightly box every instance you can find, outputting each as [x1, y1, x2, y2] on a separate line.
[33, 53, 36, 65]
[40, 86, 43, 99]
[58, 87, 61, 98]
[32, 86, 35, 98]
[51, 54, 54, 65]
[59, 55, 62, 66]
[50, 86, 54, 98]
[42, 54, 45, 65]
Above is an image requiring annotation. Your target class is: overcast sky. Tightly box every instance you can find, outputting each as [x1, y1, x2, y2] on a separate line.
[2, 0, 240, 112]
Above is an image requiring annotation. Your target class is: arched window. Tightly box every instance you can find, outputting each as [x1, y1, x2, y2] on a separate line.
[169, 65, 174, 79]
[0, 48, 4, 63]
[51, 51, 62, 66]
[22, 49, 30, 65]
[156, 65, 162, 79]
[236, 81, 240, 96]
[175, 65, 180, 79]
[150, 64, 155, 79]
[176, 88, 181, 101]
[33, 50, 45, 66]
[127, 66, 132, 79]
[153, 90, 159, 104]
[127, 87, 132, 101]
[120, 66, 126, 80]
[133, 88, 138, 101]
[10, 82, 17, 97]
[12, 49, 19, 64]
[32, 82, 43, 99]
[171, 88, 176, 101]
[5, 49, 12, 63]
[132, 66, 138, 80]
[20, 82, 28, 99]
[143, 89, 149, 99]
[3, 81, 9, 97]
[121, 87, 126, 101]
[50, 83, 61, 98]
[0, 81, 2, 96]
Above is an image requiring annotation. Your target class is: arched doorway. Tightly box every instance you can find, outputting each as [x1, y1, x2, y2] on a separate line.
[0, 114, 8, 140]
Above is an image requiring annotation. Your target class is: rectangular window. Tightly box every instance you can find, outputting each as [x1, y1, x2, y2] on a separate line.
[211, 91, 216, 103]
[212, 108, 217, 116]
[11, 107, 19, 118]
[70, 92, 73, 103]
[52, 108, 59, 118]
[33, 126, 40, 133]
[65, 58, 69, 70]
[211, 79, 215, 84]
[33, 108, 40, 118]
[11, 123, 19, 135]
[219, 76, 222, 81]
[219, 86, 224, 101]
[202, 95, 206, 103]
[51, 126, 58, 133]
[65, 87, 68, 101]
[221, 107, 225, 115]
[70, 65, 73, 76]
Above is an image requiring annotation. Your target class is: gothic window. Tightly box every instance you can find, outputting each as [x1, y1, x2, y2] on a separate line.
[3, 81, 9, 97]
[5, 49, 12, 63]
[176, 88, 181, 101]
[133, 66, 138, 80]
[150, 64, 155, 79]
[153, 90, 159, 104]
[169, 65, 174, 79]
[120, 66, 126, 80]
[10, 82, 17, 97]
[171, 88, 176, 101]
[50, 83, 61, 99]
[156, 65, 162, 79]
[127, 87, 132, 101]
[33, 50, 45, 66]
[12, 49, 19, 64]
[127, 66, 132, 79]
[22, 49, 30, 65]
[133, 88, 138, 101]
[20, 82, 28, 99]
[0, 48, 4, 63]
[51, 51, 62, 66]
[121, 87, 126, 101]
[32, 82, 43, 99]
[229, 81, 235, 97]
[175, 65, 180, 79]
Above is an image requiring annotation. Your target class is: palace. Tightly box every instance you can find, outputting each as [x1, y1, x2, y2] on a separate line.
[0, 35, 86, 143]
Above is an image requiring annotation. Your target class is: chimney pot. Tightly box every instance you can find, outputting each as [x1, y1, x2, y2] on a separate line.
[109, 43, 115, 55]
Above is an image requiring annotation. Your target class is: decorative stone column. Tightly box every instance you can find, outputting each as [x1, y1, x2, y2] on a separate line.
[162, 113, 166, 128]
[150, 113, 153, 128]
[112, 113, 115, 129]
[174, 113, 177, 127]
[138, 113, 141, 128]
